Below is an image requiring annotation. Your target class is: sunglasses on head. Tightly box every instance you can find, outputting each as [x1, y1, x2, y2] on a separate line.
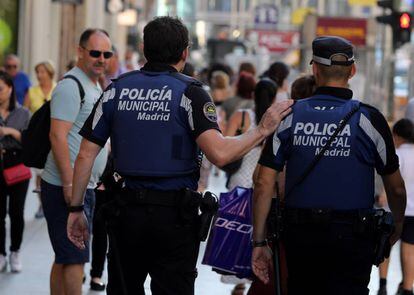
[81, 46, 113, 59]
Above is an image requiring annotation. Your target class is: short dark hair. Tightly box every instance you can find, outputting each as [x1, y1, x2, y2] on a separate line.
[393, 119, 414, 143]
[143, 16, 189, 64]
[291, 75, 316, 100]
[316, 55, 352, 83]
[267, 62, 289, 88]
[79, 28, 110, 48]
[0, 71, 16, 111]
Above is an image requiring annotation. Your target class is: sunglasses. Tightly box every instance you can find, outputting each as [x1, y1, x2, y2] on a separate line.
[5, 64, 17, 69]
[81, 46, 113, 59]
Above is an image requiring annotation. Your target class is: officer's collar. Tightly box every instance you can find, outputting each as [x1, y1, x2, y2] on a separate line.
[141, 62, 178, 73]
[313, 86, 353, 100]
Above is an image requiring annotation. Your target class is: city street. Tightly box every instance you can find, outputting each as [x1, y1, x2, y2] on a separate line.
[0, 172, 408, 294]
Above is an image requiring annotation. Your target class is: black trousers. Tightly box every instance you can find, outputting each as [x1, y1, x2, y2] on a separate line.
[283, 222, 375, 295]
[90, 189, 108, 278]
[0, 176, 29, 255]
[106, 193, 200, 295]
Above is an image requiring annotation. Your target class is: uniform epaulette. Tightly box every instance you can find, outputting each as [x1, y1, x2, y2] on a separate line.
[111, 70, 141, 82]
[359, 102, 381, 113]
[170, 72, 203, 87]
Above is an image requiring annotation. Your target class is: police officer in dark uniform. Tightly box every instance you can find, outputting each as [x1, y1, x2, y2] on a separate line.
[66, 17, 293, 295]
[251, 36, 407, 295]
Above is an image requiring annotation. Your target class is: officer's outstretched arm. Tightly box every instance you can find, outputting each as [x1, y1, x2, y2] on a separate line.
[382, 169, 406, 245]
[197, 100, 293, 167]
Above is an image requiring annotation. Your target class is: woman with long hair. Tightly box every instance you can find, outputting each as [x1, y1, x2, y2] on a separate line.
[0, 71, 30, 272]
[223, 76, 277, 295]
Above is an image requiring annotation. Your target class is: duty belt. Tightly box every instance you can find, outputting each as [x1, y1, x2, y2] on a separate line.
[284, 208, 376, 225]
[121, 188, 182, 207]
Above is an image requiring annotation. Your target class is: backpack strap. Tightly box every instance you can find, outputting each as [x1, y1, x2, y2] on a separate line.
[169, 72, 203, 87]
[63, 75, 85, 106]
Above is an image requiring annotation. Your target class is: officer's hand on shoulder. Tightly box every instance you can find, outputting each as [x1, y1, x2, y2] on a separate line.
[257, 100, 294, 137]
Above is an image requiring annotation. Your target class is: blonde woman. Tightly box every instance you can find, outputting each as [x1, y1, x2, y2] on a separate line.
[23, 61, 56, 218]
[24, 61, 56, 113]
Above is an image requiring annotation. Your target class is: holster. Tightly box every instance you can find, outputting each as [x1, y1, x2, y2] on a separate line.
[198, 191, 219, 241]
[372, 209, 394, 266]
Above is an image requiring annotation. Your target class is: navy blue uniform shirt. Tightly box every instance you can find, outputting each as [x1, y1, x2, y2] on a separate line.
[80, 62, 220, 191]
[259, 86, 399, 210]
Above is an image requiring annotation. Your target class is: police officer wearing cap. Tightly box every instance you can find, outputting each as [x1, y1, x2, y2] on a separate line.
[252, 36, 407, 294]
[66, 16, 293, 295]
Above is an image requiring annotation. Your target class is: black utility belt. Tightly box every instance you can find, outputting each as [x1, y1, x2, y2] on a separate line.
[121, 188, 200, 207]
[284, 208, 376, 225]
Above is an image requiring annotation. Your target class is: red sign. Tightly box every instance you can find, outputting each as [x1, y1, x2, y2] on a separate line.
[316, 17, 367, 46]
[248, 30, 299, 53]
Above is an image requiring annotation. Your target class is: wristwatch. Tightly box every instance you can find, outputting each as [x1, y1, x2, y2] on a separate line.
[252, 240, 268, 248]
[68, 205, 84, 213]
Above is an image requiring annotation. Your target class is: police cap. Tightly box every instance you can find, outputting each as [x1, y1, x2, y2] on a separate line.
[311, 36, 355, 66]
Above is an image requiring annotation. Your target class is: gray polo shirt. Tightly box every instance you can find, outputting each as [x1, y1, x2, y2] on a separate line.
[42, 67, 108, 188]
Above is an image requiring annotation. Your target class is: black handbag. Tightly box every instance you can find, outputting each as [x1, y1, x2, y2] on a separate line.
[221, 111, 246, 174]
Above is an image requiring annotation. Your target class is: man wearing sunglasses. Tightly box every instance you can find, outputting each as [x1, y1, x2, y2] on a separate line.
[41, 28, 110, 295]
[3, 54, 31, 105]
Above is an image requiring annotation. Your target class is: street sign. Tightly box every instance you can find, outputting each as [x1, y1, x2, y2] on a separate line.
[52, 0, 83, 4]
[248, 30, 299, 53]
[316, 17, 367, 46]
[348, 0, 376, 5]
[254, 4, 279, 28]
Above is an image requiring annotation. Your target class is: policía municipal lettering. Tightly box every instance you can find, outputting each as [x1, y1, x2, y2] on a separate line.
[117, 86, 172, 121]
[293, 122, 352, 157]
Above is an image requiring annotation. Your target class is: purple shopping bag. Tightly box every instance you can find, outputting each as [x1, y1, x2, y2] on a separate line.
[202, 186, 253, 278]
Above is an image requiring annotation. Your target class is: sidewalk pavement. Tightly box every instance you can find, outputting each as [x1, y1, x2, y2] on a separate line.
[0, 172, 405, 294]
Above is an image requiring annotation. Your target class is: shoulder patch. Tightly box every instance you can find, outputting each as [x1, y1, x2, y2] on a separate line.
[203, 102, 218, 122]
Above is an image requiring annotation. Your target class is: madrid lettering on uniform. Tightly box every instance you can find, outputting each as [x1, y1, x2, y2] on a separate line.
[293, 122, 352, 157]
[117, 86, 172, 122]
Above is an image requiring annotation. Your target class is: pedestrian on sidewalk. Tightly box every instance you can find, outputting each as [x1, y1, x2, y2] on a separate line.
[67, 16, 293, 295]
[252, 36, 406, 295]
[0, 71, 30, 273]
[40, 28, 110, 295]
[3, 55, 31, 106]
[377, 118, 414, 295]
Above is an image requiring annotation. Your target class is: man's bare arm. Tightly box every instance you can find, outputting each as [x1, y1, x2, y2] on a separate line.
[49, 119, 74, 189]
[382, 169, 406, 244]
[70, 139, 102, 206]
[253, 165, 278, 242]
